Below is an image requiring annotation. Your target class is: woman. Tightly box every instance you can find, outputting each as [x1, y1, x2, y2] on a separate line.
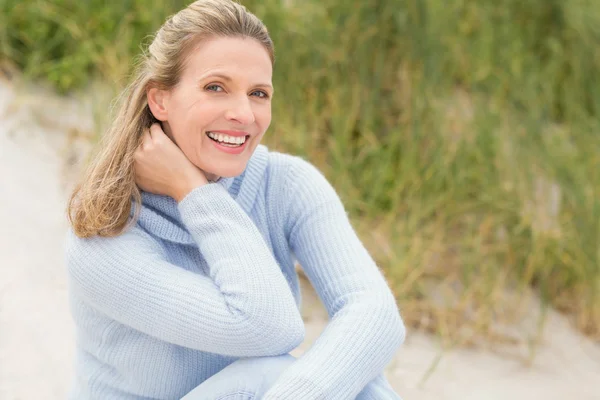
[66, 0, 405, 398]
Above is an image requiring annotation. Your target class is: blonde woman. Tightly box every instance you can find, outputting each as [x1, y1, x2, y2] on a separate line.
[66, 0, 405, 398]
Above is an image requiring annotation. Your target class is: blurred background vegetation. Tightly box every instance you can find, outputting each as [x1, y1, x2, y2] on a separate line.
[1, 0, 599, 348]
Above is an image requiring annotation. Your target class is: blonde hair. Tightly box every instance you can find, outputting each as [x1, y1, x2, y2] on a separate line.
[67, 0, 274, 238]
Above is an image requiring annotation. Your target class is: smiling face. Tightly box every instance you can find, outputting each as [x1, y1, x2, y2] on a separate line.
[147, 36, 273, 180]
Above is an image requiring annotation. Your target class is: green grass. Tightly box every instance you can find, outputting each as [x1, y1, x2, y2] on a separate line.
[3, 0, 599, 347]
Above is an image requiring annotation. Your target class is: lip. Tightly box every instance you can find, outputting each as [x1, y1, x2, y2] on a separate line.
[208, 130, 250, 137]
[206, 131, 249, 155]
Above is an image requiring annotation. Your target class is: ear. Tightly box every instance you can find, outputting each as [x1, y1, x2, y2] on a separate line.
[147, 87, 170, 121]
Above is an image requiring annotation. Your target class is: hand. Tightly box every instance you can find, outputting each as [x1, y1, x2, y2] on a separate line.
[134, 123, 208, 201]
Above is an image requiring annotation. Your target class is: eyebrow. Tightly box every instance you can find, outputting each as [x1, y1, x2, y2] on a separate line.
[198, 72, 274, 92]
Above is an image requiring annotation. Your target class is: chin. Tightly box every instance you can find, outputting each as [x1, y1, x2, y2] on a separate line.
[205, 163, 248, 179]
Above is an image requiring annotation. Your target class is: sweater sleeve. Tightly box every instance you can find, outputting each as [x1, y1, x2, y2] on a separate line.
[262, 158, 406, 399]
[66, 183, 304, 357]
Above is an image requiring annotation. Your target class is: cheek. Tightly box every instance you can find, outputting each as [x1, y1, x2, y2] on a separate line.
[257, 107, 272, 130]
[170, 102, 216, 143]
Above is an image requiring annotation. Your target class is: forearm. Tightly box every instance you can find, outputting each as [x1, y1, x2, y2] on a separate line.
[67, 184, 305, 356]
[262, 297, 404, 399]
[178, 184, 303, 338]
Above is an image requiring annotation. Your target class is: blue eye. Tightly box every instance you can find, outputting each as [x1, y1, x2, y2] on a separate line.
[251, 90, 269, 99]
[206, 84, 224, 92]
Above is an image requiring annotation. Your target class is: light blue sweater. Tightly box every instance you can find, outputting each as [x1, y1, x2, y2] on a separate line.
[66, 145, 406, 399]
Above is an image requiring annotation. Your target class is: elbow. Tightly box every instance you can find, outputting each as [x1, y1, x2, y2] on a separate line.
[392, 306, 406, 349]
[241, 306, 305, 356]
[382, 301, 406, 352]
[269, 317, 306, 355]
[256, 311, 305, 356]
[281, 311, 306, 351]
[365, 296, 406, 354]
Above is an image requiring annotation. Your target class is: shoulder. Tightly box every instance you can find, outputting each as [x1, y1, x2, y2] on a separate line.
[265, 149, 331, 191]
[263, 148, 341, 218]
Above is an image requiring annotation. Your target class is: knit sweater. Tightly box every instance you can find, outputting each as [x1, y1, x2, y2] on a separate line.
[66, 144, 406, 399]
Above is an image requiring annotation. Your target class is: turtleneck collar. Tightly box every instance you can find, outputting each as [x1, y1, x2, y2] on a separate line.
[132, 145, 269, 245]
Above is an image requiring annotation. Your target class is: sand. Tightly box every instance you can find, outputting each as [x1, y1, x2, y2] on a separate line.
[1, 78, 598, 400]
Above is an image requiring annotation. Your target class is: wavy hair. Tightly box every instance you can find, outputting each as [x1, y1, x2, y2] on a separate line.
[67, 0, 274, 238]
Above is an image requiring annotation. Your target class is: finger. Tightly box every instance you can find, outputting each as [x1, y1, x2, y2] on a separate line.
[144, 127, 153, 143]
[149, 123, 165, 141]
[136, 128, 151, 152]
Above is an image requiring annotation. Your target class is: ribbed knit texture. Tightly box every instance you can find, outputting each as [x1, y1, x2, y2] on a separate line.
[66, 144, 406, 399]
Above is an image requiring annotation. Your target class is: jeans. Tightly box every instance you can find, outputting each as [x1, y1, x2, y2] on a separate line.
[181, 354, 401, 400]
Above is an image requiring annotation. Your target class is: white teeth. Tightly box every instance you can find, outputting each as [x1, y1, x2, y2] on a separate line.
[207, 132, 247, 145]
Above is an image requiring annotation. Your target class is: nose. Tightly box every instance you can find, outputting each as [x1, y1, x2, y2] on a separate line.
[224, 95, 255, 126]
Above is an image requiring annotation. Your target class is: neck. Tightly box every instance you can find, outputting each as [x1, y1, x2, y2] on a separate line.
[205, 172, 221, 183]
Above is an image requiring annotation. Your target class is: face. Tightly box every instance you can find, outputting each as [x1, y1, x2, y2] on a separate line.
[150, 36, 273, 180]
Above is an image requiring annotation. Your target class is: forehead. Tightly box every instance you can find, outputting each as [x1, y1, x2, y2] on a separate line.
[183, 36, 273, 82]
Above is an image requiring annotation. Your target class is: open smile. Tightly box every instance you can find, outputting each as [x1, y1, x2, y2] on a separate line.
[206, 131, 250, 154]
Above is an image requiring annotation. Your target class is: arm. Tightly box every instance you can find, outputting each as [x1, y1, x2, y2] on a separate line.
[262, 158, 405, 399]
[66, 183, 304, 357]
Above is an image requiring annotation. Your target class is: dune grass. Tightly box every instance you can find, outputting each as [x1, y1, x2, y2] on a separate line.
[2, 0, 599, 347]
